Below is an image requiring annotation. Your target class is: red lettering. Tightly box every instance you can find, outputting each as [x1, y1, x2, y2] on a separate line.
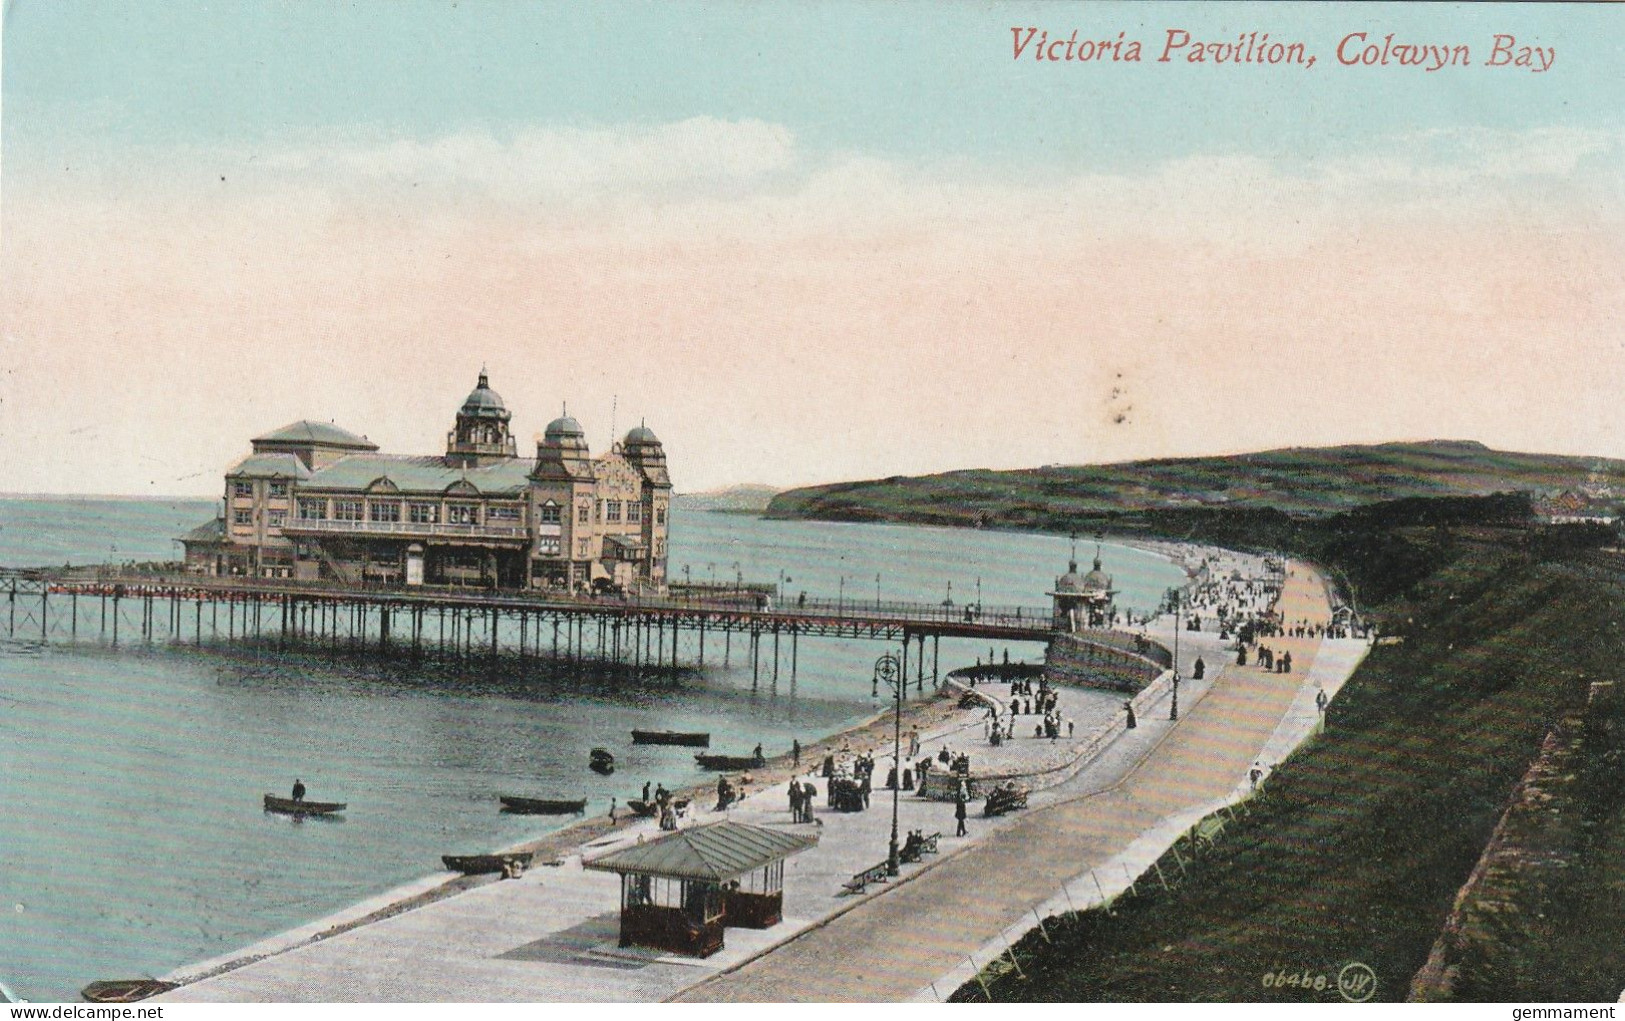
[1159, 28, 1190, 62]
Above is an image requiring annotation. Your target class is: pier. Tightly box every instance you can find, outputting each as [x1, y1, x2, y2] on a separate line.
[1, 567, 1076, 691]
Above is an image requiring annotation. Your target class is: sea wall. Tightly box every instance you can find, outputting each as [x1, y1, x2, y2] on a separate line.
[1043, 630, 1169, 692]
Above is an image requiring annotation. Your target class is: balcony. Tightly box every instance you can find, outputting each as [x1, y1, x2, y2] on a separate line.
[280, 518, 530, 544]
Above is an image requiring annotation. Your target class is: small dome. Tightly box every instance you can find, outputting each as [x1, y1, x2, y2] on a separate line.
[1079, 557, 1112, 592]
[625, 425, 660, 445]
[1055, 561, 1085, 593]
[544, 415, 585, 439]
[460, 371, 508, 418]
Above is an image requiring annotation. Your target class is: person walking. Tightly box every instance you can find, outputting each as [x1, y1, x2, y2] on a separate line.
[954, 794, 968, 837]
[608, 797, 618, 823]
[792, 739, 801, 768]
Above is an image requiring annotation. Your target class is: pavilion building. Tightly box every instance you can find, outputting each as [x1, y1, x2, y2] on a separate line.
[179, 371, 671, 592]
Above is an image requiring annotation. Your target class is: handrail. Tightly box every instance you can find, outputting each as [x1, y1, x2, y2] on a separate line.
[12, 566, 1062, 632]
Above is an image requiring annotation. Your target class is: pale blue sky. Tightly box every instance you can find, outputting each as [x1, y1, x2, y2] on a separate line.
[4, 2, 1623, 494]
[5, 1, 1619, 172]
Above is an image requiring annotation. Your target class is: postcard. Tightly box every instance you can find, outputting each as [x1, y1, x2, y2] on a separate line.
[2, 0, 1621, 1008]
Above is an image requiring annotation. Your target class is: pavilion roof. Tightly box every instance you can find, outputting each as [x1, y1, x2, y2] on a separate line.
[582, 821, 817, 883]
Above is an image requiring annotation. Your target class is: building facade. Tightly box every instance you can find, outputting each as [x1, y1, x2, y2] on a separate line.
[180, 373, 671, 592]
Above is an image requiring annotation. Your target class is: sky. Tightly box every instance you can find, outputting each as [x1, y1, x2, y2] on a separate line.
[3, 1, 1623, 496]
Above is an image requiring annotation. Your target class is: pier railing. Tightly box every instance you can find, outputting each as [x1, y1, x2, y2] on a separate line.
[5, 565, 1058, 639]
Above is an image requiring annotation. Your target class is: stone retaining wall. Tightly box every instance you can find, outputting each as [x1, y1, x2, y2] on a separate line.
[1043, 631, 1168, 692]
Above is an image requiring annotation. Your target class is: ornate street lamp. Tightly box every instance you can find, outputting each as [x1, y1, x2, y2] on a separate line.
[1169, 585, 1182, 721]
[874, 652, 904, 876]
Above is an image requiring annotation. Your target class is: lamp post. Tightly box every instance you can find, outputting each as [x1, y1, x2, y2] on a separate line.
[874, 652, 903, 876]
[1169, 586, 1182, 722]
[876, 573, 882, 610]
[839, 575, 846, 613]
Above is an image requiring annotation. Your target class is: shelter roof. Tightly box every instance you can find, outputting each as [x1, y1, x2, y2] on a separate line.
[583, 821, 817, 883]
[179, 518, 225, 544]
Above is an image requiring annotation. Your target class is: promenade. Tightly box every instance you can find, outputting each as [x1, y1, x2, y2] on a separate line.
[157, 560, 1364, 1003]
[679, 562, 1347, 1002]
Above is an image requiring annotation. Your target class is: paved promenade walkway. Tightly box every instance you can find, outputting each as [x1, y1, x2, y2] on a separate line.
[157, 559, 1362, 1003]
[677, 564, 1341, 1002]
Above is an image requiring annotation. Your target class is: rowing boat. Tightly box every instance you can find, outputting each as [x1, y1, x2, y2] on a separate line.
[263, 794, 346, 816]
[625, 799, 659, 817]
[499, 795, 587, 815]
[441, 852, 534, 875]
[81, 980, 178, 1003]
[694, 752, 766, 771]
[630, 729, 711, 747]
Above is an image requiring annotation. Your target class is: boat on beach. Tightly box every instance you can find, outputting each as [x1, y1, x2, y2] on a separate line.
[441, 852, 534, 876]
[625, 799, 660, 817]
[694, 752, 766, 771]
[81, 980, 178, 1003]
[263, 794, 346, 816]
[499, 795, 588, 815]
[630, 729, 711, 747]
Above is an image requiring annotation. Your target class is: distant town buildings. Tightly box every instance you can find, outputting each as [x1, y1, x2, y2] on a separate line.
[180, 372, 671, 591]
[1532, 488, 1618, 526]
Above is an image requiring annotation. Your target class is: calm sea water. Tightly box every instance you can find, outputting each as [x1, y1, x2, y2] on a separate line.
[0, 497, 1182, 1001]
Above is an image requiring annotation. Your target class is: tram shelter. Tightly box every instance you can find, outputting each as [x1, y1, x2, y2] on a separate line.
[583, 820, 817, 958]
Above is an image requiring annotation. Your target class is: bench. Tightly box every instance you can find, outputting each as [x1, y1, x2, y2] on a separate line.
[841, 862, 892, 895]
[1191, 817, 1226, 854]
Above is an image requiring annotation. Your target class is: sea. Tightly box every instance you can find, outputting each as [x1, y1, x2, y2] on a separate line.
[0, 496, 1184, 1001]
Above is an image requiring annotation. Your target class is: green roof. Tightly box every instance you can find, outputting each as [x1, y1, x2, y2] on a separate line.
[253, 420, 379, 449]
[303, 454, 536, 496]
[583, 821, 817, 882]
[179, 518, 225, 544]
[227, 453, 311, 480]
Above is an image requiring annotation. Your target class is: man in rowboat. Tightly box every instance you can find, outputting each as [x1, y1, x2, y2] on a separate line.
[291, 779, 305, 803]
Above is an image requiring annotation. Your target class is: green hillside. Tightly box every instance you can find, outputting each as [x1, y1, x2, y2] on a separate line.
[767, 441, 1624, 532]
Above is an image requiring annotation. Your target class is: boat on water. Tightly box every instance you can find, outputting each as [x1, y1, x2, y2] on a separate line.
[81, 980, 178, 1003]
[499, 795, 588, 815]
[589, 748, 615, 775]
[263, 794, 346, 816]
[441, 852, 534, 876]
[630, 729, 711, 747]
[694, 752, 766, 771]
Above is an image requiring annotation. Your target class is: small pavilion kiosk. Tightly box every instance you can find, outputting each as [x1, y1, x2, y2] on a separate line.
[583, 820, 817, 957]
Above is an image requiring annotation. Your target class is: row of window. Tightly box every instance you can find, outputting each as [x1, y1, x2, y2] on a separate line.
[590, 499, 666, 525]
[233, 510, 288, 527]
[232, 480, 289, 498]
[294, 499, 524, 525]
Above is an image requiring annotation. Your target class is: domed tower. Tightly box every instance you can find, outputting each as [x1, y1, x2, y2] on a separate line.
[529, 410, 599, 590]
[1050, 544, 1117, 631]
[622, 423, 673, 588]
[446, 370, 518, 467]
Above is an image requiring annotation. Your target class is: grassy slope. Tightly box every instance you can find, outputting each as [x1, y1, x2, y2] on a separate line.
[954, 532, 1625, 1002]
[768, 441, 1624, 526]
